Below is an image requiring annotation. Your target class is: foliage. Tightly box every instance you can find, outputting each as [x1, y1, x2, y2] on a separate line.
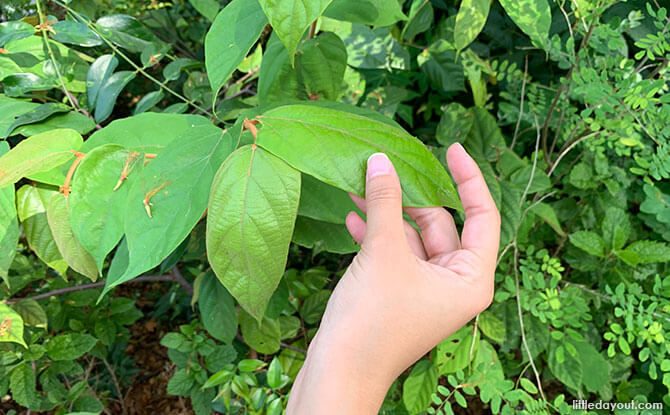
[0, 0, 669, 414]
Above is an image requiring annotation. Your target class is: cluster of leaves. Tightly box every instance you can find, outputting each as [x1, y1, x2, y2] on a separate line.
[0, 0, 669, 414]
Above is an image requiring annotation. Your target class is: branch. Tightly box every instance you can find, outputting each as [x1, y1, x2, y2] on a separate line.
[170, 266, 193, 296]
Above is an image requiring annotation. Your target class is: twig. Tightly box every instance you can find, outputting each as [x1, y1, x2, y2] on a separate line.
[170, 266, 193, 296]
[102, 357, 127, 415]
[510, 56, 529, 150]
[547, 130, 599, 177]
[2, 275, 174, 303]
[520, 115, 541, 207]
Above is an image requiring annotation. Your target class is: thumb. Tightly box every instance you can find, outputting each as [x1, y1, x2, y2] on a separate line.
[363, 153, 405, 245]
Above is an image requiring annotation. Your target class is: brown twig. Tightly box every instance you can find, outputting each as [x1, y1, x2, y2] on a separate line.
[170, 266, 193, 296]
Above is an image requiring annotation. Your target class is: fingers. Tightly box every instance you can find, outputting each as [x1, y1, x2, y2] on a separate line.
[361, 153, 408, 247]
[404, 207, 460, 258]
[346, 210, 428, 259]
[446, 143, 500, 271]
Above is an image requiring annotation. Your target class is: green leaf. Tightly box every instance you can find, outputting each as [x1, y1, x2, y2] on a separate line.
[16, 185, 68, 277]
[46, 333, 97, 360]
[436, 326, 478, 374]
[510, 166, 551, 194]
[46, 194, 99, 281]
[298, 174, 359, 224]
[478, 311, 506, 343]
[239, 311, 282, 354]
[257, 33, 300, 103]
[462, 108, 507, 162]
[402, 0, 433, 41]
[207, 145, 301, 320]
[267, 357, 282, 389]
[498, 0, 551, 48]
[205, 0, 267, 98]
[622, 240, 670, 264]
[402, 359, 438, 414]
[12, 300, 47, 329]
[258, 0, 334, 65]
[199, 271, 238, 344]
[256, 103, 460, 209]
[548, 340, 583, 390]
[454, 0, 490, 51]
[105, 125, 234, 293]
[95, 14, 164, 54]
[324, 0, 407, 26]
[94, 70, 136, 122]
[167, 368, 194, 395]
[0, 128, 83, 187]
[133, 90, 164, 115]
[300, 289, 331, 324]
[499, 182, 521, 246]
[520, 378, 538, 394]
[86, 54, 118, 111]
[436, 103, 474, 147]
[418, 40, 465, 93]
[0, 303, 26, 347]
[293, 216, 359, 254]
[51, 21, 103, 47]
[573, 340, 610, 393]
[300, 32, 347, 100]
[569, 231, 606, 257]
[69, 145, 136, 270]
[0, 142, 18, 287]
[82, 112, 212, 153]
[0, 95, 39, 138]
[2, 73, 59, 97]
[0, 21, 36, 47]
[9, 362, 35, 408]
[529, 202, 565, 236]
[333, 22, 409, 70]
[3, 103, 71, 138]
[601, 207, 631, 250]
[13, 112, 96, 137]
[189, 0, 220, 21]
[163, 58, 200, 82]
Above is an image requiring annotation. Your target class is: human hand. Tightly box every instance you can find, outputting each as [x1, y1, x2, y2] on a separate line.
[287, 143, 501, 414]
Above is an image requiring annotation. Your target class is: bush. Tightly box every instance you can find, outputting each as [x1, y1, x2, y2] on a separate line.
[0, 0, 669, 413]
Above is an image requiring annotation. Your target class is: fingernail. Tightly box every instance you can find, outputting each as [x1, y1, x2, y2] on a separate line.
[367, 153, 391, 180]
[454, 142, 465, 152]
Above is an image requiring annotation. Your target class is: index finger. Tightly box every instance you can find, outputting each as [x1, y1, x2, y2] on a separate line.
[446, 143, 500, 269]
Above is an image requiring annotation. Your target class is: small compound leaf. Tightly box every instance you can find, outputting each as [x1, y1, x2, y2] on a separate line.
[46, 194, 99, 281]
[205, 0, 267, 98]
[70, 145, 137, 270]
[207, 145, 301, 321]
[258, 0, 333, 65]
[199, 271, 238, 344]
[16, 185, 68, 277]
[256, 103, 461, 209]
[0, 128, 83, 187]
[0, 303, 26, 348]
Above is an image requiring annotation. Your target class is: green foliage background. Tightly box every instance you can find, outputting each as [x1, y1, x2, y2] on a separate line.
[0, 0, 669, 414]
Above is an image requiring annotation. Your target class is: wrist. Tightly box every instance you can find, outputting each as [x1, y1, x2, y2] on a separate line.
[287, 329, 396, 414]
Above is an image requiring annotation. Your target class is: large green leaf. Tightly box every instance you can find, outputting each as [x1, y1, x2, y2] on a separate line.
[257, 33, 301, 103]
[16, 185, 68, 277]
[258, 0, 333, 65]
[323, 0, 406, 26]
[548, 341, 583, 390]
[205, 0, 267, 99]
[9, 362, 35, 408]
[569, 231, 606, 257]
[12, 299, 47, 329]
[13, 112, 95, 137]
[0, 302, 26, 347]
[95, 14, 164, 53]
[82, 112, 212, 152]
[0, 142, 18, 286]
[292, 216, 359, 254]
[402, 359, 438, 414]
[417, 40, 465, 93]
[199, 271, 238, 344]
[498, 0, 551, 47]
[206, 145, 301, 320]
[330, 21, 409, 70]
[51, 21, 103, 47]
[256, 103, 461, 209]
[69, 145, 137, 270]
[94, 70, 136, 122]
[454, 0, 490, 51]
[573, 340, 610, 393]
[402, 0, 433, 40]
[435, 103, 475, 146]
[0, 128, 82, 187]
[105, 125, 234, 292]
[3, 103, 71, 138]
[46, 332, 97, 360]
[0, 21, 35, 47]
[621, 240, 670, 264]
[46, 194, 98, 281]
[87, 54, 118, 111]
